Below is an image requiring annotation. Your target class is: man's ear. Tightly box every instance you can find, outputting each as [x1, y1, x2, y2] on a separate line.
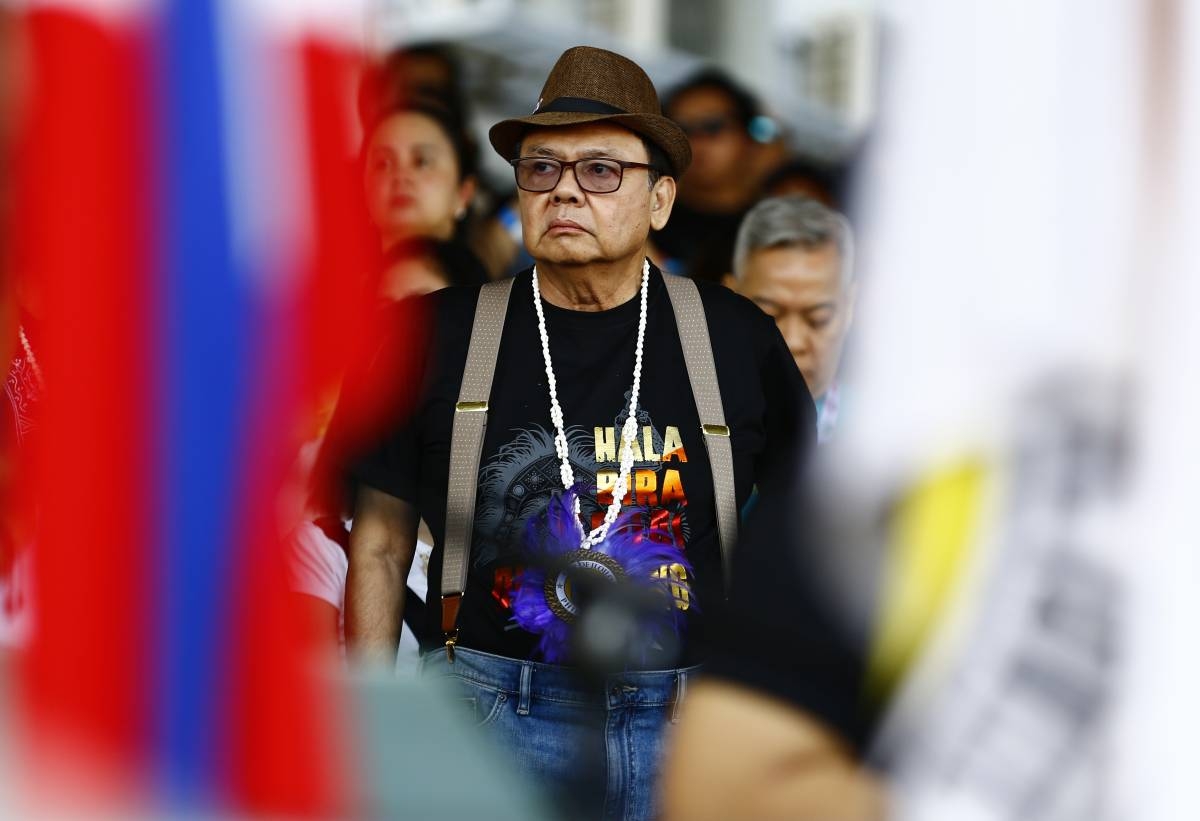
[649, 176, 676, 231]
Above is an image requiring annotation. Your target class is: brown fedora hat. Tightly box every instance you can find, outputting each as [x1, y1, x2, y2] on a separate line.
[488, 46, 691, 176]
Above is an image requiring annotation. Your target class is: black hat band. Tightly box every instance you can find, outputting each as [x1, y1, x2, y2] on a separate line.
[535, 96, 628, 115]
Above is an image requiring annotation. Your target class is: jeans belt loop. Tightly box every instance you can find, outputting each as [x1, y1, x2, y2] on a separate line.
[517, 663, 533, 716]
[671, 669, 688, 723]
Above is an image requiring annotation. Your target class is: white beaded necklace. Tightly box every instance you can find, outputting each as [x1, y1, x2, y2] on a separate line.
[531, 258, 649, 549]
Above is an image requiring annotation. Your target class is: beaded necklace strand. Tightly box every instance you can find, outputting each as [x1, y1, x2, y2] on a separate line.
[531, 258, 649, 549]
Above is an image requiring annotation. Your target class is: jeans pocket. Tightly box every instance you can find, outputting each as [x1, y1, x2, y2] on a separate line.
[455, 679, 509, 728]
[475, 688, 508, 727]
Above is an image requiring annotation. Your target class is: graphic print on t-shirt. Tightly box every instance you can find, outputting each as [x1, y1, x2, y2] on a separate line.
[474, 424, 602, 571]
[474, 396, 695, 616]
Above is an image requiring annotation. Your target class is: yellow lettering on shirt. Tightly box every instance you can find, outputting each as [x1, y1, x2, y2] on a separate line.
[635, 469, 658, 506]
[662, 426, 687, 463]
[660, 469, 685, 504]
[594, 426, 617, 464]
[642, 426, 661, 461]
[620, 431, 644, 462]
[653, 563, 691, 611]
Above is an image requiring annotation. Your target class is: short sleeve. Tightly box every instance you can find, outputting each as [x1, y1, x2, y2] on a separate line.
[348, 414, 422, 503]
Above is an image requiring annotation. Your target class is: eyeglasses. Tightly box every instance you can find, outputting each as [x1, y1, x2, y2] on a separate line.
[510, 157, 656, 194]
[677, 115, 734, 138]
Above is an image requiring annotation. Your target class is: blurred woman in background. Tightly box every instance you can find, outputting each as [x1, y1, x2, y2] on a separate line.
[286, 95, 488, 666]
[360, 96, 489, 298]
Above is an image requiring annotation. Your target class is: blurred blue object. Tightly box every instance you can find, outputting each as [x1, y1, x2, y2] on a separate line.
[349, 672, 552, 820]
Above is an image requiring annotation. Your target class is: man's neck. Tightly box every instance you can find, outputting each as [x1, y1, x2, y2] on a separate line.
[535, 255, 646, 312]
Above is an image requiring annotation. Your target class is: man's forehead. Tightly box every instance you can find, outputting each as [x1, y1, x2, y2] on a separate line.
[748, 243, 844, 287]
[521, 123, 647, 157]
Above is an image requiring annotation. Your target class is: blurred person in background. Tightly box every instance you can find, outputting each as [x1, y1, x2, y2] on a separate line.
[760, 155, 844, 207]
[660, 471, 884, 820]
[356, 40, 531, 282]
[652, 68, 771, 282]
[357, 41, 470, 127]
[355, 41, 489, 294]
[359, 96, 488, 298]
[346, 45, 814, 820]
[664, 2, 1193, 819]
[728, 195, 856, 443]
[285, 93, 487, 665]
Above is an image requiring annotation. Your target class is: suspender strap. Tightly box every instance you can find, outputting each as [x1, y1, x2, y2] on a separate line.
[660, 274, 738, 592]
[442, 278, 514, 657]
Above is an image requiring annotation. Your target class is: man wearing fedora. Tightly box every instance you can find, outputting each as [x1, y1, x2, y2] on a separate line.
[346, 46, 850, 819]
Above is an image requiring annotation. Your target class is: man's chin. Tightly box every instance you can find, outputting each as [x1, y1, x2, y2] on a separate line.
[532, 243, 600, 267]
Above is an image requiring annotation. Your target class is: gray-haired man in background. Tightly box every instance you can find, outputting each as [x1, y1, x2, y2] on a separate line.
[727, 195, 857, 442]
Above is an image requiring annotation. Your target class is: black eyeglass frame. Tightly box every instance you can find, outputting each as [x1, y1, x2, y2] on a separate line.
[509, 156, 658, 194]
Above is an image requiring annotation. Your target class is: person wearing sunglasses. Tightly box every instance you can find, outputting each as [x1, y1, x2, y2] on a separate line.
[653, 69, 773, 282]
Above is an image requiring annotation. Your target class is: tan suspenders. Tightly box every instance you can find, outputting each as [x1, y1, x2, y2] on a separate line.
[440, 272, 736, 659]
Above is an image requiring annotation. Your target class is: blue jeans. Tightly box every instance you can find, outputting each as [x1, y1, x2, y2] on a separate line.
[420, 646, 699, 821]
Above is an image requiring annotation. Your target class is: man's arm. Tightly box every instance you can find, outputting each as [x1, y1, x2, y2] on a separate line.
[346, 485, 419, 669]
[661, 680, 886, 821]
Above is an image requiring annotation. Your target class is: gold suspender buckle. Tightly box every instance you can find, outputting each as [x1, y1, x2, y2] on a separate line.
[444, 629, 460, 663]
[702, 423, 730, 437]
[456, 401, 488, 412]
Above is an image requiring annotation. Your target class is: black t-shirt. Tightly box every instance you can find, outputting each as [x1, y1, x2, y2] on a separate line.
[352, 264, 813, 665]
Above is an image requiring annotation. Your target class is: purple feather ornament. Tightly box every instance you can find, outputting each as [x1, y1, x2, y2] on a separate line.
[512, 485, 695, 665]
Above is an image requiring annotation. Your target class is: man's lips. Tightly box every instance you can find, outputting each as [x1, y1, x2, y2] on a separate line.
[547, 218, 587, 234]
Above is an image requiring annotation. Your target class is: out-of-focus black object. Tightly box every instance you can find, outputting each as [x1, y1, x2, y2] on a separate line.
[705, 459, 875, 752]
[560, 560, 684, 678]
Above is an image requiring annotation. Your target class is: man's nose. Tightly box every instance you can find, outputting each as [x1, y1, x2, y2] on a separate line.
[551, 164, 584, 203]
[778, 314, 810, 356]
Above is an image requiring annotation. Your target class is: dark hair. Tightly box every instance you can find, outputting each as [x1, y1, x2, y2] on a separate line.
[761, 156, 844, 205]
[362, 96, 478, 182]
[641, 137, 671, 185]
[662, 68, 760, 131]
[357, 42, 469, 128]
[393, 42, 463, 91]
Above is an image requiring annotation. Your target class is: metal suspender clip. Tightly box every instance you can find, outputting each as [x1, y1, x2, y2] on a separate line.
[456, 401, 488, 412]
[442, 593, 463, 663]
[702, 423, 730, 437]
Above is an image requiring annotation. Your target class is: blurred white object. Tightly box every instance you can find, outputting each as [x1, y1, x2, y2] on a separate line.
[834, 0, 1199, 818]
[287, 519, 432, 672]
